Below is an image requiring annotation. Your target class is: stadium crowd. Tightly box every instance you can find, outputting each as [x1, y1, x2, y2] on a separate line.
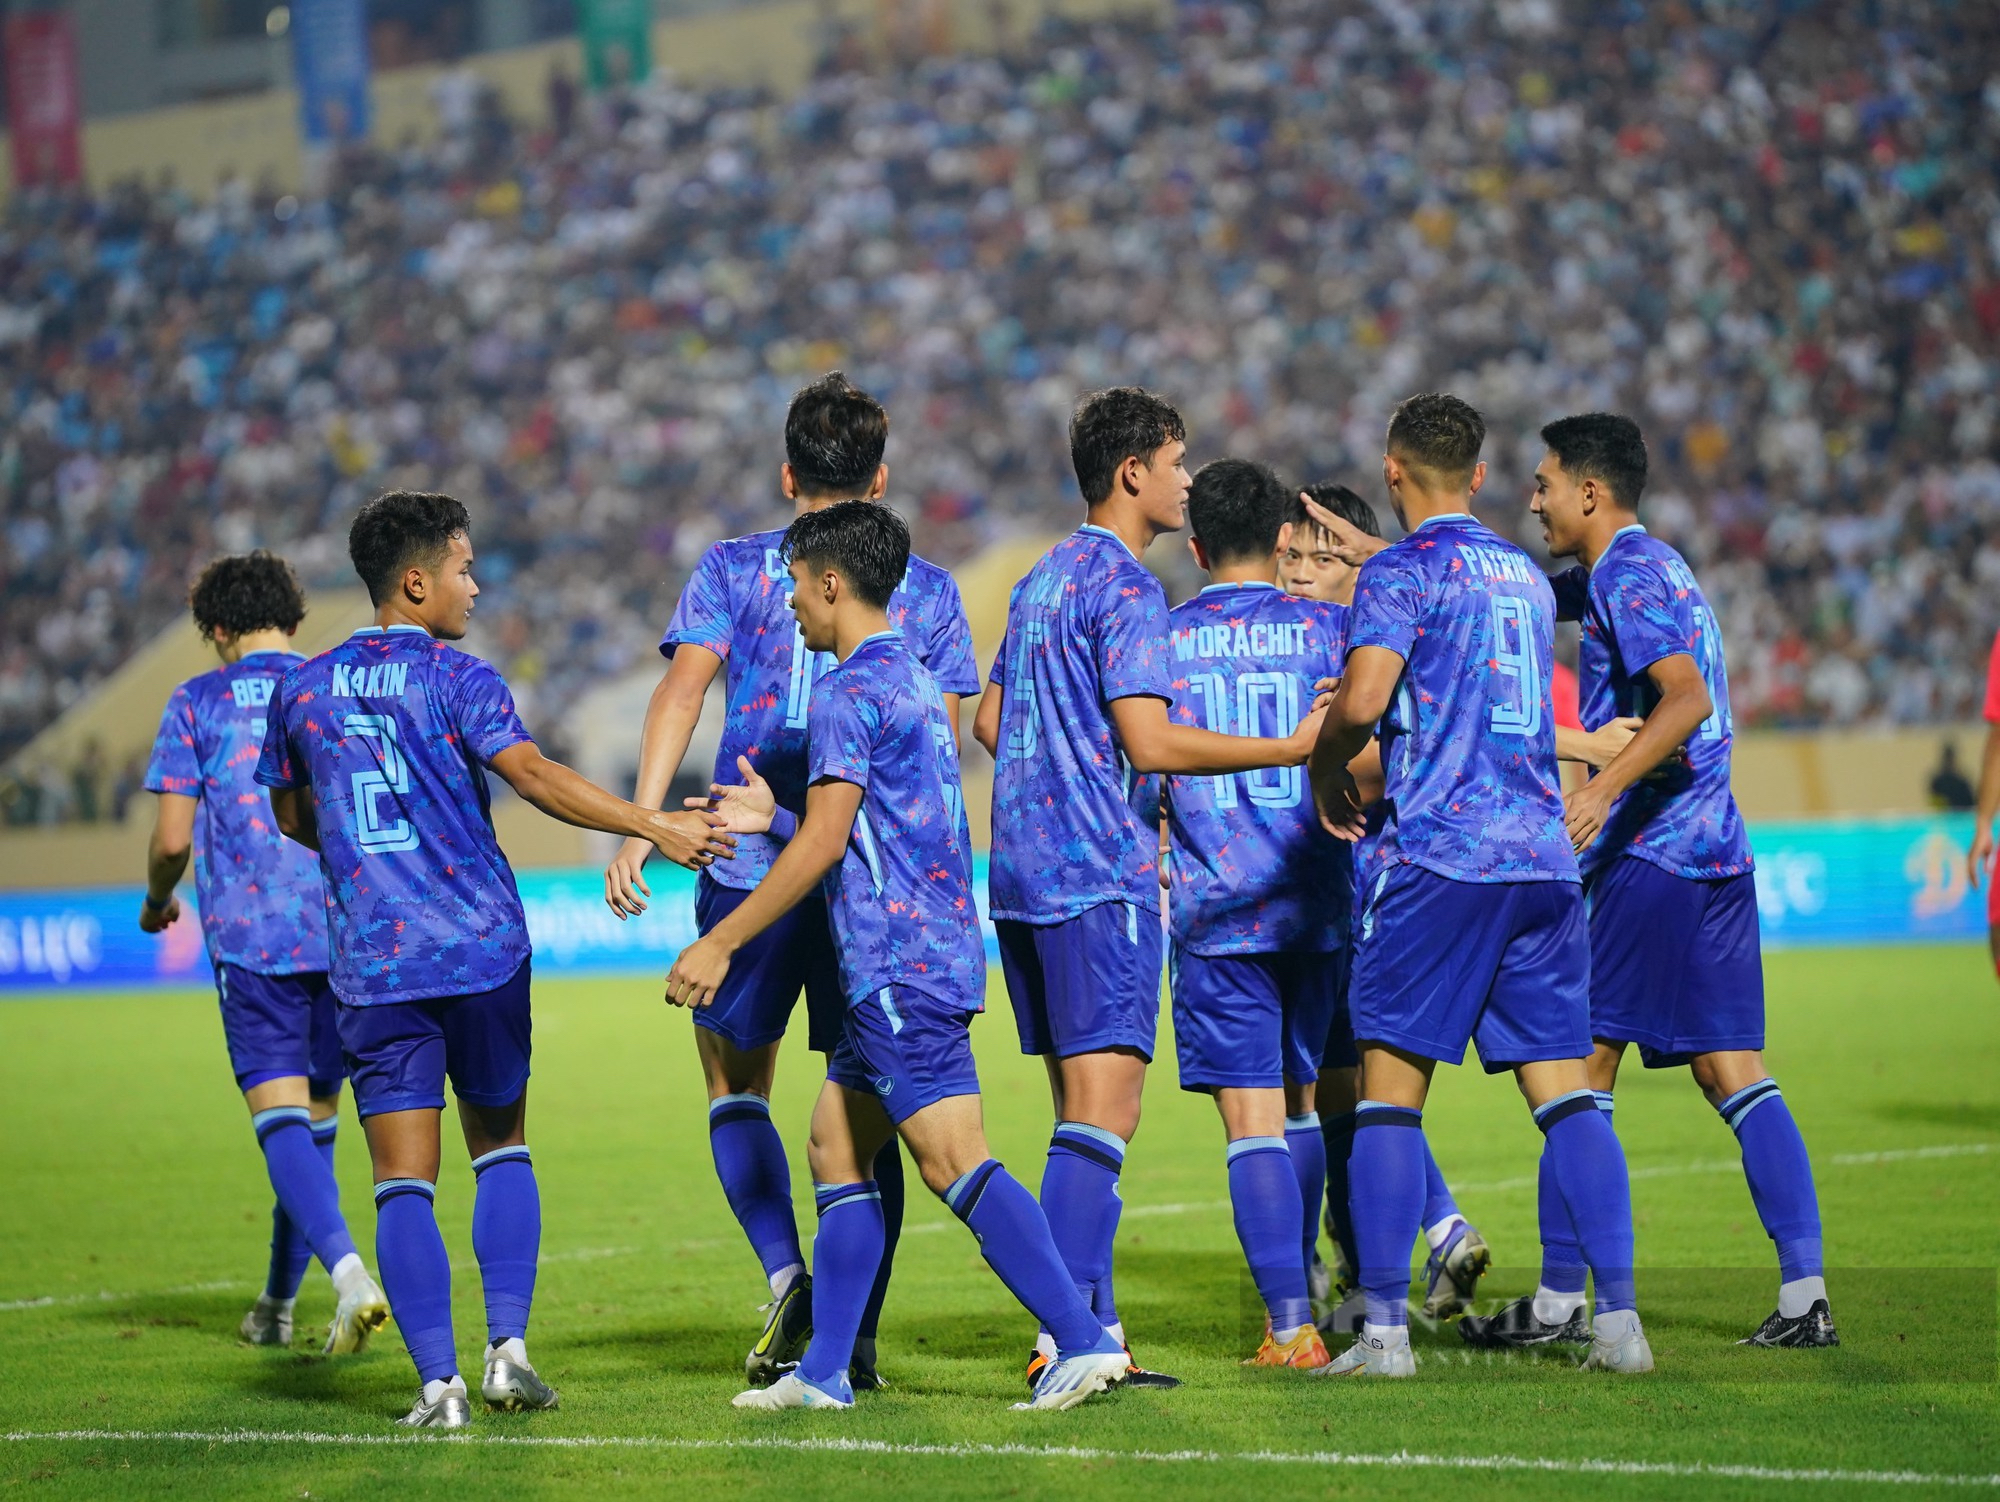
[4, 0, 1999, 818]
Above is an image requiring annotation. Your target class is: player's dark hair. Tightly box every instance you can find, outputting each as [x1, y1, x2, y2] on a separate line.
[785, 371, 889, 497]
[1539, 412, 1649, 511]
[1069, 386, 1186, 506]
[188, 551, 307, 641]
[1188, 458, 1288, 565]
[348, 490, 472, 606]
[1296, 482, 1382, 539]
[1385, 392, 1486, 485]
[782, 499, 909, 609]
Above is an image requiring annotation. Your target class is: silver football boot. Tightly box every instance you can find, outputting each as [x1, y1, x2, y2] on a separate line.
[482, 1343, 561, 1411]
[397, 1375, 473, 1428]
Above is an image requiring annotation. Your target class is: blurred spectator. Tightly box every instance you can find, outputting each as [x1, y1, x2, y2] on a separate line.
[1, 0, 1998, 825]
[1929, 741, 1977, 811]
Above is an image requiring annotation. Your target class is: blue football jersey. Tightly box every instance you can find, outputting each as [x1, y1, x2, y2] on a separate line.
[143, 651, 330, 975]
[256, 625, 535, 1005]
[662, 526, 979, 892]
[1347, 513, 1577, 889]
[1160, 583, 1350, 955]
[988, 525, 1175, 924]
[1551, 525, 1753, 879]
[807, 631, 984, 1010]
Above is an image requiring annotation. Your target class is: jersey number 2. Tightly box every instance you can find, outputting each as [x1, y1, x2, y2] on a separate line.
[345, 713, 420, 854]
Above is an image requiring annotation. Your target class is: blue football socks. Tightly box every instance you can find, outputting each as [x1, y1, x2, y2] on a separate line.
[1717, 1079, 1826, 1315]
[374, 1178, 457, 1383]
[1227, 1136, 1312, 1334]
[251, 1106, 358, 1277]
[1320, 1108, 1360, 1279]
[1536, 1090, 1636, 1314]
[708, 1093, 805, 1295]
[1535, 1090, 1611, 1319]
[471, 1146, 540, 1344]
[798, 1181, 886, 1388]
[1284, 1112, 1326, 1281]
[1040, 1122, 1126, 1323]
[857, 1138, 903, 1345]
[1348, 1102, 1426, 1330]
[947, 1160, 1108, 1356]
[261, 1115, 342, 1302]
[1420, 1138, 1463, 1241]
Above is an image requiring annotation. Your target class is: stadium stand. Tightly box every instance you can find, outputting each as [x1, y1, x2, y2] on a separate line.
[4, 0, 1998, 822]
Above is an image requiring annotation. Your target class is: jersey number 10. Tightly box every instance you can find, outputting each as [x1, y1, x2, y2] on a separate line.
[1185, 671, 1302, 809]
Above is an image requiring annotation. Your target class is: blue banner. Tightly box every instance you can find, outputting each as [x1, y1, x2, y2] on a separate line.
[0, 817, 1984, 994]
[291, 0, 370, 145]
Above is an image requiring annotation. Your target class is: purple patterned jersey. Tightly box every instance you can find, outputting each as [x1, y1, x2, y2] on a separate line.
[988, 525, 1175, 924]
[807, 631, 984, 1009]
[144, 651, 330, 975]
[1551, 526, 1752, 878]
[1160, 583, 1351, 955]
[255, 625, 535, 1005]
[662, 526, 979, 891]
[1348, 513, 1576, 888]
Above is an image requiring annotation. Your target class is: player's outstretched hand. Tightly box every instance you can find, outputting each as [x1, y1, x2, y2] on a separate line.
[137, 894, 180, 934]
[664, 933, 730, 1010]
[1576, 716, 1644, 770]
[1311, 676, 1340, 713]
[1300, 494, 1389, 566]
[687, 755, 777, 835]
[1970, 824, 1995, 890]
[1311, 758, 1367, 841]
[1564, 776, 1617, 853]
[605, 836, 654, 919]
[647, 809, 737, 872]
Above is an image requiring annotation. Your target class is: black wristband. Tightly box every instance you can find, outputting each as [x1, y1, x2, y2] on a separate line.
[143, 891, 171, 914]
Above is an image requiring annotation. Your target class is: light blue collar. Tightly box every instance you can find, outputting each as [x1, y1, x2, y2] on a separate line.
[239, 648, 305, 661]
[1079, 522, 1139, 559]
[349, 624, 431, 637]
[1197, 579, 1279, 595]
[854, 629, 899, 649]
[1415, 512, 1476, 530]
[1591, 523, 1649, 576]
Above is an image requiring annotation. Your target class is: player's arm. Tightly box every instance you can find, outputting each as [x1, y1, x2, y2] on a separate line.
[1563, 653, 1712, 852]
[269, 785, 321, 854]
[138, 793, 196, 933]
[1308, 644, 1403, 839]
[605, 644, 725, 917]
[663, 776, 862, 1009]
[489, 741, 735, 868]
[1555, 718, 1646, 770]
[1969, 723, 2000, 888]
[1107, 694, 1322, 775]
[973, 681, 1003, 758]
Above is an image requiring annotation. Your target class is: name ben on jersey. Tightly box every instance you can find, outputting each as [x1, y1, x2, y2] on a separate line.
[328, 662, 412, 698]
[1172, 619, 1315, 662]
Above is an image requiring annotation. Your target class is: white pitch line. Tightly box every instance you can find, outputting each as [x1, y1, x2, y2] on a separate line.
[5, 1143, 1990, 1314]
[3, 1429, 1994, 1488]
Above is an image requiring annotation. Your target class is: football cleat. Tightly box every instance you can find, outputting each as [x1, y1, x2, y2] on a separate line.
[1421, 1223, 1491, 1319]
[733, 1370, 854, 1410]
[1317, 1287, 1366, 1337]
[1244, 1325, 1332, 1369]
[397, 1375, 472, 1429]
[1740, 1300, 1839, 1349]
[1307, 1250, 1334, 1312]
[1012, 1340, 1130, 1411]
[1312, 1331, 1416, 1378]
[746, 1274, 813, 1387]
[1457, 1294, 1590, 1350]
[1024, 1347, 1051, 1390]
[239, 1298, 293, 1348]
[1581, 1321, 1655, 1373]
[1120, 1344, 1183, 1389]
[324, 1274, 390, 1356]
[848, 1351, 888, 1392]
[482, 1347, 560, 1411]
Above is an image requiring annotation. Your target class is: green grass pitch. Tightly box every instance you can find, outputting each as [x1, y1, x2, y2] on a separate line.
[2, 945, 1995, 1500]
